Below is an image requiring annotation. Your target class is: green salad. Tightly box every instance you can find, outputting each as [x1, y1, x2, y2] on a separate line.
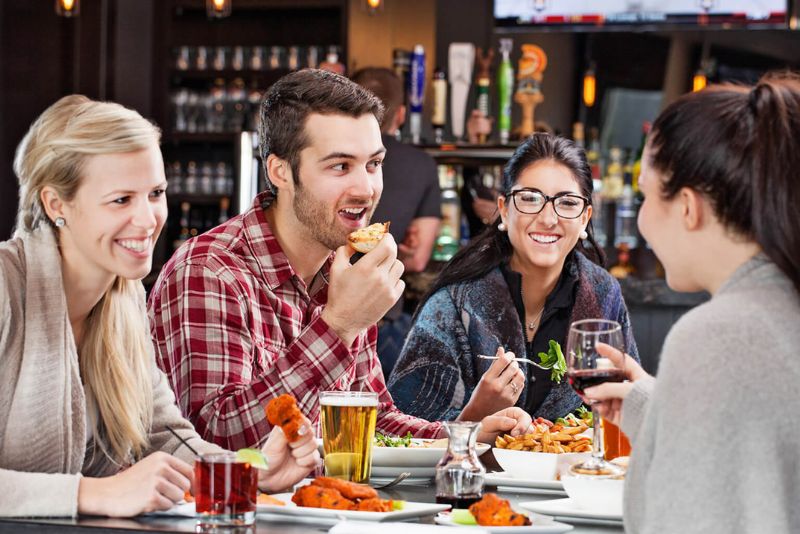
[537, 339, 567, 383]
[374, 431, 413, 447]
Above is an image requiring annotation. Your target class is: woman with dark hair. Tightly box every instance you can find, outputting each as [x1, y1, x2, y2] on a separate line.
[586, 73, 800, 533]
[388, 133, 639, 422]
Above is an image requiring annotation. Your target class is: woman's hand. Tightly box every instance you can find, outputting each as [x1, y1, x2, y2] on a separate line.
[257, 418, 321, 493]
[459, 347, 525, 421]
[583, 342, 651, 426]
[77, 451, 193, 517]
[476, 406, 533, 444]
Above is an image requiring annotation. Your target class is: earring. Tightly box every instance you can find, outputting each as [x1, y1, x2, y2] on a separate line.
[579, 230, 588, 240]
[54, 217, 66, 228]
[498, 222, 507, 232]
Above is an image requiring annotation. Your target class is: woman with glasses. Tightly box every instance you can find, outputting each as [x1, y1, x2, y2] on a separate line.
[388, 133, 638, 422]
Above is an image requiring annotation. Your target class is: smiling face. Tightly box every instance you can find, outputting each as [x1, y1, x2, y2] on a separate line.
[55, 142, 167, 282]
[288, 113, 385, 250]
[498, 160, 592, 275]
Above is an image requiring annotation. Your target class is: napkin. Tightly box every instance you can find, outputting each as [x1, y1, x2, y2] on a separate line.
[329, 521, 489, 534]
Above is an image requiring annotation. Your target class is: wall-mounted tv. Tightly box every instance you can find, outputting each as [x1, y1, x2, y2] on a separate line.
[494, 0, 789, 29]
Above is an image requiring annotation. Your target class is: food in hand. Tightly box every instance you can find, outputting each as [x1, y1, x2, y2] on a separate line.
[347, 222, 390, 253]
[265, 393, 304, 442]
[495, 420, 592, 453]
[468, 493, 531, 527]
[291, 477, 394, 512]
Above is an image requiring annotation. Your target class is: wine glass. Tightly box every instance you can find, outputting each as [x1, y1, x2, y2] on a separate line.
[566, 319, 627, 477]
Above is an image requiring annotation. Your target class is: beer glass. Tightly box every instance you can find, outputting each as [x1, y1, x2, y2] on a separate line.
[320, 391, 378, 483]
[194, 452, 257, 526]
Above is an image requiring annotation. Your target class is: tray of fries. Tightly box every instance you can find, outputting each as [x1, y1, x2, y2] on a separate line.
[492, 422, 593, 482]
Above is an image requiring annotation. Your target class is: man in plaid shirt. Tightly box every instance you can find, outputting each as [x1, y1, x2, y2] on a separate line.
[148, 70, 532, 450]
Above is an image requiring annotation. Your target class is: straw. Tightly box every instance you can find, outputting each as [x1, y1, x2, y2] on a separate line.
[165, 425, 200, 456]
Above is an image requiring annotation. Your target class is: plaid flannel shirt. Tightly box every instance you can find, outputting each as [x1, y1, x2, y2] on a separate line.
[147, 191, 443, 449]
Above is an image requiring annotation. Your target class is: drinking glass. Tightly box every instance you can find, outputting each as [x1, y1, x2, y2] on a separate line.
[566, 319, 627, 476]
[319, 391, 378, 483]
[194, 452, 257, 527]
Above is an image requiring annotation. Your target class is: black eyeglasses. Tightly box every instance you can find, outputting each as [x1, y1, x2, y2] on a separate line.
[506, 188, 590, 219]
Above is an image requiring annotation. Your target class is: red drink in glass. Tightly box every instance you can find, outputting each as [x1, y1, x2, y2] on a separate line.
[194, 452, 257, 526]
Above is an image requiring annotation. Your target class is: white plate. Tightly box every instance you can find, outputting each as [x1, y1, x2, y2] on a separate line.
[434, 511, 573, 533]
[485, 472, 564, 492]
[256, 492, 450, 522]
[372, 440, 490, 468]
[519, 498, 623, 523]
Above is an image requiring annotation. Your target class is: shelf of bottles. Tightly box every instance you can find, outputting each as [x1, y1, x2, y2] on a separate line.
[169, 45, 343, 139]
[575, 121, 658, 279]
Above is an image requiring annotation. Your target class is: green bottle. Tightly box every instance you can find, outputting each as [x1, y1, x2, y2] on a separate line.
[497, 38, 514, 145]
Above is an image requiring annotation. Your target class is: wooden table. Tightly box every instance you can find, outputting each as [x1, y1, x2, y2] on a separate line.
[0, 482, 623, 533]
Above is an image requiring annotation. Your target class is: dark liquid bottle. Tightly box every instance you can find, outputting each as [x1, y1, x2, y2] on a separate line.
[436, 494, 483, 509]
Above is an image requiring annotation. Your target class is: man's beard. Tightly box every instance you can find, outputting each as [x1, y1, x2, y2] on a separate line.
[292, 179, 375, 251]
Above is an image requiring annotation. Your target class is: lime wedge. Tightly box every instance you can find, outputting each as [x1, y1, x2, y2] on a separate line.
[236, 448, 269, 469]
[391, 500, 406, 511]
[451, 509, 477, 525]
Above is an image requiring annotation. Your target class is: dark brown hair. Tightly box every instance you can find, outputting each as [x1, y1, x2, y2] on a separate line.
[418, 133, 604, 314]
[258, 69, 384, 193]
[351, 67, 404, 133]
[648, 71, 800, 294]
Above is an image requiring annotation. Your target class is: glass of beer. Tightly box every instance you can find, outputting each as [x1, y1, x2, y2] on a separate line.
[320, 391, 378, 483]
[194, 452, 257, 526]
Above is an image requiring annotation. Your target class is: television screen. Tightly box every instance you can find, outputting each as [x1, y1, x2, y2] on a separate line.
[494, 0, 788, 28]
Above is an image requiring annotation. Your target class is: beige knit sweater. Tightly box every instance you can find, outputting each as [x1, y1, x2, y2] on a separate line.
[0, 226, 222, 517]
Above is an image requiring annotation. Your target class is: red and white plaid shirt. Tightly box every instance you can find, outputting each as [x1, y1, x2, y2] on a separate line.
[148, 191, 442, 449]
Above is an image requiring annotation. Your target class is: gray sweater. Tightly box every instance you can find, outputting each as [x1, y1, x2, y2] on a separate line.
[621, 255, 800, 533]
[0, 226, 222, 517]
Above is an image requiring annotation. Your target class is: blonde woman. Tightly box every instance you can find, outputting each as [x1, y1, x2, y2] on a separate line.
[0, 95, 320, 518]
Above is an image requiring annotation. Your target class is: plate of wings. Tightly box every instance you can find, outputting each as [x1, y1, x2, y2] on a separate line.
[257, 477, 450, 522]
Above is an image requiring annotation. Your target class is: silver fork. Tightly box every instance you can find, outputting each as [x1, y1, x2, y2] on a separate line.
[371, 471, 411, 490]
[477, 353, 551, 371]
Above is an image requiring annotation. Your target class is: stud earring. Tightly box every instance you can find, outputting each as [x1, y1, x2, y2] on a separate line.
[498, 222, 507, 232]
[54, 217, 66, 228]
[579, 230, 588, 240]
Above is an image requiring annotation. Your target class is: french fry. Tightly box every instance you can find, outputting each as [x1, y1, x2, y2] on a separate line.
[493, 422, 592, 453]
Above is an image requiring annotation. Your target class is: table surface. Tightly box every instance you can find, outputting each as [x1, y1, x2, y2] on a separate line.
[0, 481, 623, 534]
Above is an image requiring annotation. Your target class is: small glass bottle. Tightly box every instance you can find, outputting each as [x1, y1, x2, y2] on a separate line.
[435, 421, 485, 509]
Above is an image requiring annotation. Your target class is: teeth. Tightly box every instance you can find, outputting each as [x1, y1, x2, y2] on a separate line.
[530, 234, 558, 244]
[118, 239, 149, 252]
[341, 207, 365, 214]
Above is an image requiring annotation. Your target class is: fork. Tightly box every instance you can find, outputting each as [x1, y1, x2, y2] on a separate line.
[371, 471, 411, 490]
[477, 354, 551, 371]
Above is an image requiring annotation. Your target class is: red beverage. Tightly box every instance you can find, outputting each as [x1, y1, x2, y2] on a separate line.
[195, 453, 257, 526]
[567, 368, 625, 396]
[436, 494, 483, 509]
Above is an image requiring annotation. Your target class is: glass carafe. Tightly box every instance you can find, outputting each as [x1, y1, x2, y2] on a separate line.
[435, 421, 485, 508]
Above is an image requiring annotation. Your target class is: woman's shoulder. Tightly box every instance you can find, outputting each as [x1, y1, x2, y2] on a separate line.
[0, 235, 27, 301]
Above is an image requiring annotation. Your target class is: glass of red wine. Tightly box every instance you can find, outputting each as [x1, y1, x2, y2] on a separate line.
[566, 319, 627, 477]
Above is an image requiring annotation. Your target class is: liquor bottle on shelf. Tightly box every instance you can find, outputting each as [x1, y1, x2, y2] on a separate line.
[214, 162, 229, 195]
[219, 197, 231, 225]
[604, 146, 624, 201]
[433, 165, 461, 262]
[173, 202, 192, 251]
[572, 122, 585, 149]
[586, 127, 603, 182]
[614, 173, 639, 250]
[632, 121, 651, 193]
[167, 161, 183, 195]
[431, 68, 447, 144]
[609, 243, 636, 280]
[200, 162, 214, 195]
[184, 161, 198, 195]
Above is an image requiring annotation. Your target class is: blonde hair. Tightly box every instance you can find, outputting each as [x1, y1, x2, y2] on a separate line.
[13, 95, 161, 463]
